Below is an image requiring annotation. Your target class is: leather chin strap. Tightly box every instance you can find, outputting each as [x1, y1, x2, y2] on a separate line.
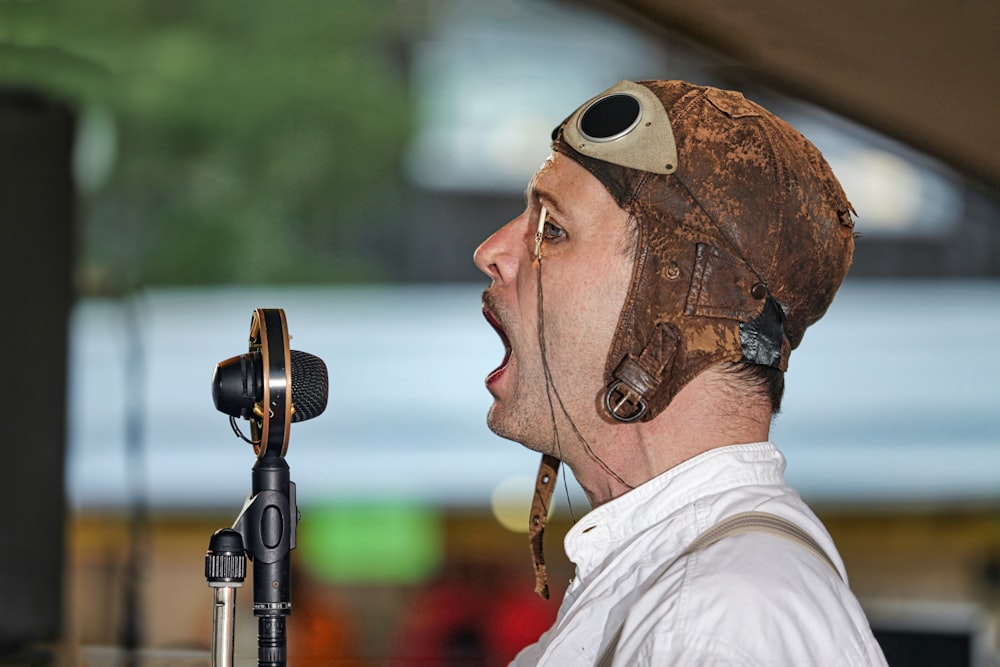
[604, 322, 680, 423]
[529, 453, 560, 599]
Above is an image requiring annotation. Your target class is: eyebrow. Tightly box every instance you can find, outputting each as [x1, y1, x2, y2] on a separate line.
[525, 179, 567, 218]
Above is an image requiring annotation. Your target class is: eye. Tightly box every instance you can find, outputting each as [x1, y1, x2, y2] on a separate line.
[531, 205, 566, 259]
[541, 219, 566, 242]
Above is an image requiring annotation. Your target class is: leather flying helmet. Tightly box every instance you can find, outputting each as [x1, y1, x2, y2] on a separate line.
[551, 80, 857, 422]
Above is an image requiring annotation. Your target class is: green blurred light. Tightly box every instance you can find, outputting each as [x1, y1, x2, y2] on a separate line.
[298, 502, 442, 585]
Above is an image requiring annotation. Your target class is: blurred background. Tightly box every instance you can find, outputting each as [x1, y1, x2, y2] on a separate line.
[2, 0, 999, 665]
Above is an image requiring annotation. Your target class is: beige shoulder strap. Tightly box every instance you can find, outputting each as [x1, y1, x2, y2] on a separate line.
[595, 511, 841, 666]
[679, 511, 841, 576]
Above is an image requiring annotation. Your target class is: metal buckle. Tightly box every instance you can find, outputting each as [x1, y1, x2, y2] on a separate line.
[604, 380, 647, 423]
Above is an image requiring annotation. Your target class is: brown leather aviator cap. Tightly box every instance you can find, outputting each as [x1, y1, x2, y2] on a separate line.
[552, 79, 856, 422]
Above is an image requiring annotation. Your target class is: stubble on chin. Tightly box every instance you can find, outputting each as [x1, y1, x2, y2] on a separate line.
[486, 402, 551, 456]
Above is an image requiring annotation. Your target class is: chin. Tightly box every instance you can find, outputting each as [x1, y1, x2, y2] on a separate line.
[487, 407, 551, 455]
[485, 404, 516, 441]
[487, 404, 525, 441]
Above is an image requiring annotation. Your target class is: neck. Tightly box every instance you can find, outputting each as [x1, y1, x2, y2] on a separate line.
[567, 367, 772, 507]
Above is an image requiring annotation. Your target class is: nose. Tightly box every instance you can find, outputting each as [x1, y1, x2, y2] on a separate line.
[473, 215, 524, 284]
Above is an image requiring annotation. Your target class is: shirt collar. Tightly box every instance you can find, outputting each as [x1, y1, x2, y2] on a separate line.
[564, 442, 787, 573]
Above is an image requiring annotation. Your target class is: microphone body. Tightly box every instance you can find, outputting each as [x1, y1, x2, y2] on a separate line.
[212, 349, 329, 424]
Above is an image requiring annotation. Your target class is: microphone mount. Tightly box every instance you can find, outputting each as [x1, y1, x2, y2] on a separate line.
[206, 308, 328, 667]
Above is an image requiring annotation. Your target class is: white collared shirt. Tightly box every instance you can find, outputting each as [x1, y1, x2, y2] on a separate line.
[511, 443, 888, 666]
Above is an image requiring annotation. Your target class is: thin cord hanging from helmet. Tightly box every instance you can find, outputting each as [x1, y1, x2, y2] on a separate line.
[529, 205, 569, 599]
[534, 206, 634, 494]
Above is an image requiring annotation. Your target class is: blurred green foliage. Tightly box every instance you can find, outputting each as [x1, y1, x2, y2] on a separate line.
[0, 0, 417, 289]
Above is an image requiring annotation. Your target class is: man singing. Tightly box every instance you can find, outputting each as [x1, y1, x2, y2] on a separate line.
[474, 80, 887, 665]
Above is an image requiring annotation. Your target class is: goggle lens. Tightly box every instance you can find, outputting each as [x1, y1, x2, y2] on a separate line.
[579, 94, 642, 142]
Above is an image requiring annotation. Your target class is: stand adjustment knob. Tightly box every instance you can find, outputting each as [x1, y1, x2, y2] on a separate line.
[206, 528, 246, 586]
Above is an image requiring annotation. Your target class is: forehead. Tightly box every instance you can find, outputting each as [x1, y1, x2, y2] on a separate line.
[527, 153, 620, 216]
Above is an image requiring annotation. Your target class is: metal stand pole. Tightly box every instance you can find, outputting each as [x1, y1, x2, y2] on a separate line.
[206, 529, 246, 667]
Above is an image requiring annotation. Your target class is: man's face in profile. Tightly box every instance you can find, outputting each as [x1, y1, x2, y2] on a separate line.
[474, 153, 633, 459]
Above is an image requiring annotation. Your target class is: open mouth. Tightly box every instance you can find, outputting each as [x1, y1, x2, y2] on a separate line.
[482, 305, 512, 383]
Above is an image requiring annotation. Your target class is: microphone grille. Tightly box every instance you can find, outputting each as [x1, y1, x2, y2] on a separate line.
[290, 350, 329, 422]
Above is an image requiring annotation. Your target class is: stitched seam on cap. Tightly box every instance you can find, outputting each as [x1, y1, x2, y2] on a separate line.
[753, 116, 790, 283]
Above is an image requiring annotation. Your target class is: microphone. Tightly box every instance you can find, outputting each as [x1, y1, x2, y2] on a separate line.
[212, 349, 329, 423]
[210, 308, 328, 458]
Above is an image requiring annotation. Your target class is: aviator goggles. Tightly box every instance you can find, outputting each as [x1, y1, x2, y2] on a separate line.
[559, 80, 678, 176]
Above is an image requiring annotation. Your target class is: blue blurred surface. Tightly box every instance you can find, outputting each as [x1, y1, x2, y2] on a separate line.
[66, 280, 1000, 511]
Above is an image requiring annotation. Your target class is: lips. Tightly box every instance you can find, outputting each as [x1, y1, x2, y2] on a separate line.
[482, 304, 512, 385]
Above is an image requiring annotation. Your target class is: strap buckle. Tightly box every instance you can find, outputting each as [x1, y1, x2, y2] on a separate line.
[604, 380, 647, 423]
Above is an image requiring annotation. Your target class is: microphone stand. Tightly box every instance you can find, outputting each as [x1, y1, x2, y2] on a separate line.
[236, 450, 298, 667]
[206, 449, 298, 667]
